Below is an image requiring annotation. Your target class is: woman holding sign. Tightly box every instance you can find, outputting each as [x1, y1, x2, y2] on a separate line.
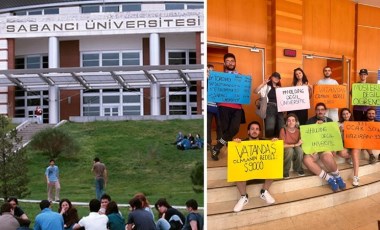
[254, 72, 284, 138]
[279, 113, 304, 179]
[288, 68, 313, 125]
[337, 108, 360, 186]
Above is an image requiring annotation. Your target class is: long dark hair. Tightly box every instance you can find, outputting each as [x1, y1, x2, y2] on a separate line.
[292, 68, 309, 86]
[339, 108, 353, 123]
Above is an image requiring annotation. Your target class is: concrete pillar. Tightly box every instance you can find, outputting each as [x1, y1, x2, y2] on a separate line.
[48, 37, 59, 123]
[150, 82, 161, 115]
[149, 33, 161, 115]
[48, 86, 59, 124]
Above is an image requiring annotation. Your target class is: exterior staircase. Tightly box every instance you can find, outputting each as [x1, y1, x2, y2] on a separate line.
[15, 121, 56, 149]
[207, 147, 380, 229]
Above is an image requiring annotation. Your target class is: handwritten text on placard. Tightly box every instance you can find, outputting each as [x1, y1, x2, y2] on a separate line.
[300, 122, 343, 154]
[352, 83, 380, 106]
[208, 71, 252, 104]
[344, 121, 380, 149]
[313, 85, 347, 108]
[275, 86, 310, 112]
[227, 140, 283, 182]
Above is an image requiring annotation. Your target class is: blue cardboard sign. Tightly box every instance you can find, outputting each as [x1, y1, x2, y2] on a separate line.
[208, 71, 252, 104]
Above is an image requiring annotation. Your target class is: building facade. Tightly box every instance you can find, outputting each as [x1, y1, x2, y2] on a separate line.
[0, 0, 204, 123]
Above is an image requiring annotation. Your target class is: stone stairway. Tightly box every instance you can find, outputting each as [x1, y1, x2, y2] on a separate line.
[207, 147, 380, 229]
[16, 122, 55, 149]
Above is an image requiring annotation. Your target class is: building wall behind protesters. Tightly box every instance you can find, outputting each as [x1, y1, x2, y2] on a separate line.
[208, 0, 380, 138]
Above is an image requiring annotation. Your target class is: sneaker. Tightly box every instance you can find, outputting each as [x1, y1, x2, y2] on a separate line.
[352, 176, 360, 186]
[260, 190, 275, 204]
[298, 170, 305, 176]
[335, 177, 346, 190]
[327, 177, 339, 192]
[233, 195, 248, 212]
[346, 158, 353, 165]
[283, 173, 290, 179]
[211, 146, 220, 161]
[369, 154, 376, 164]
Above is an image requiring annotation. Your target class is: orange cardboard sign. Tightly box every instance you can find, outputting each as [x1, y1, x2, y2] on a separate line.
[344, 121, 380, 149]
[313, 85, 347, 108]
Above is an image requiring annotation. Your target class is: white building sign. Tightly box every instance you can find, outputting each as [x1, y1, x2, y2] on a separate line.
[0, 10, 204, 38]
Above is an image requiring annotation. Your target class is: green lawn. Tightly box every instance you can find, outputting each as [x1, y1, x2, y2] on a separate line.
[19, 119, 204, 224]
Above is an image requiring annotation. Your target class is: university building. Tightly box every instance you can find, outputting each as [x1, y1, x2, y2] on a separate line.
[0, 0, 204, 124]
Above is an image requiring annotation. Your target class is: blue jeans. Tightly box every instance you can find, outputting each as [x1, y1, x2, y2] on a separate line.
[95, 178, 105, 200]
[264, 103, 284, 138]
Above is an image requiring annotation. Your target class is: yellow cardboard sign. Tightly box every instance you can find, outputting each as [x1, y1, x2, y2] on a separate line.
[227, 140, 283, 182]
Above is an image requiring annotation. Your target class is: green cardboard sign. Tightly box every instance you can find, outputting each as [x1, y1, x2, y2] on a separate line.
[352, 83, 380, 106]
[300, 122, 343, 154]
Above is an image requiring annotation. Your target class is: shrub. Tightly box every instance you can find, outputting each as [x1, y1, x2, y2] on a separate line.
[30, 128, 80, 158]
[190, 161, 203, 193]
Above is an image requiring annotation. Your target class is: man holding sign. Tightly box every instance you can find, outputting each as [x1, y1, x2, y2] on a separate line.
[303, 102, 346, 192]
[316, 66, 339, 121]
[210, 53, 244, 161]
[231, 121, 276, 213]
[364, 108, 379, 164]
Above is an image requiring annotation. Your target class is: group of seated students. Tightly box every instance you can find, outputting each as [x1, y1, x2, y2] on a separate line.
[232, 103, 378, 213]
[0, 194, 204, 230]
[174, 132, 204, 150]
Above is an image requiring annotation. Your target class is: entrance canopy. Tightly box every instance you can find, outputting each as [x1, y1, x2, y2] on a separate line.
[0, 64, 204, 91]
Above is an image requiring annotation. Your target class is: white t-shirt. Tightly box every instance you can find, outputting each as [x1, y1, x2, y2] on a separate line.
[78, 212, 108, 230]
[316, 78, 339, 121]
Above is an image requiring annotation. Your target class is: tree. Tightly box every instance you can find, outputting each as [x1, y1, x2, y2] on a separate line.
[30, 127, 80, 159]
[0, 115, 30, 199]
[190, 161, 203, 193]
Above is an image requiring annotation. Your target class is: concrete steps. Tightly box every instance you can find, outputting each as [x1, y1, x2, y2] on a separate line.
[16, 123, 55, 148]
[207, 148, 380, 229]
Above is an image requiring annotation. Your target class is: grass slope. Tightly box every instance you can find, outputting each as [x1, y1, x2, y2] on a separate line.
[25, 119, 204, 206]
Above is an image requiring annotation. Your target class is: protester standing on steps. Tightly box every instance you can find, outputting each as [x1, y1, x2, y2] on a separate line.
[92, 157, 107, 200]
[211, 53, 244, 161]
[35, 106, 43, 124]
[45, 159, 60, 202]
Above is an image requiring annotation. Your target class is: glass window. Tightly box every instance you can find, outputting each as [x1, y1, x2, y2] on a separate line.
[82, 53, 99, 67]
[83, 107, 100, 116]
[122, 4, 141, 12]
[169, 95, 186, 102]
[15, 58, 25, 69]
[27, 98, 40, 106]
[123, 95, 140, 103]
[14, 109, 25, 118]
[189, 51, 196, 64]
[187, 4, 204, 9]
[26, 56, 41, 69]
[14, 11, 26, 16]
[28, 10, 43, 15]
[44, 8, 59, 14]
[168, 52, 186, 65]
[102, 53, 119, 66]
[123, 106, 140, 115]
[190, 95, 197, 102]
[165, 3, 185, 10]
[103, 5, 119, 12]
[83, 96, 100, 104]
[82, 5, 100, 13]
[15, 99, 25, 107]
[103, 95, 120, 103]
[42, 56, 49, 68]
[122, 52, 140, 66]
[169, 105, 187, 115]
